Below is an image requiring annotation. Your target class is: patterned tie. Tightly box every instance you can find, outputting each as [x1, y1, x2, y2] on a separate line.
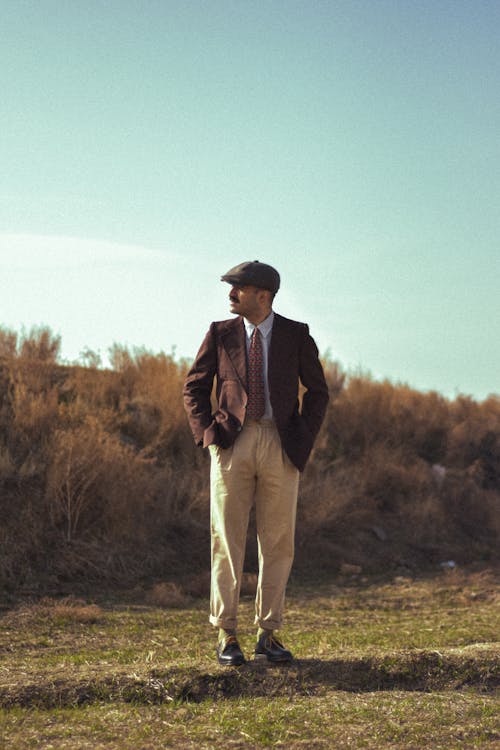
[247, 327, 265, 419]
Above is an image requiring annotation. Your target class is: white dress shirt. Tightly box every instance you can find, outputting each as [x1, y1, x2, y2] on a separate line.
[243, 311, 274, 419]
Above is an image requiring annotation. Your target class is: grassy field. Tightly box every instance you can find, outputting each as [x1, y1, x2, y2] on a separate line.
[1, 567, 499, 749]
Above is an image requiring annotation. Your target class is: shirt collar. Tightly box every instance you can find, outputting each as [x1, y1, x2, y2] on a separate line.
[243, 310, 274, 339]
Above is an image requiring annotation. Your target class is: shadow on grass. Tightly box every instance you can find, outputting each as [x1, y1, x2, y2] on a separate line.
[1, 651, 498, 709]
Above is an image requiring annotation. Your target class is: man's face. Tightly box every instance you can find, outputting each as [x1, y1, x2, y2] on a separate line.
[228, 284, 264, 318]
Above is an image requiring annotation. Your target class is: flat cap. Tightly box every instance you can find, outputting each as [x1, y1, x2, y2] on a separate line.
[221, 260, 280, 294]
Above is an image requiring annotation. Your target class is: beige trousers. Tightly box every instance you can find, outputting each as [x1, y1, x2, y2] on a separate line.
[209, 419, 300, 631]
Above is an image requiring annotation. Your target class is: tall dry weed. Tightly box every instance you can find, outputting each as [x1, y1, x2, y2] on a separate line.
[18, 325, 61, 363]
[45, 416, 154, 545]
[0, 327, 18, 358]
[0, 328, 498, 591]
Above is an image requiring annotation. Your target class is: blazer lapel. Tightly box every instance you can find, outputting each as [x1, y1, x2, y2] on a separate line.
[220, 317, 248, 390]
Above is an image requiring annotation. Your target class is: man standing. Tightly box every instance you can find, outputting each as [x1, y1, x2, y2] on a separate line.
[183, 261, 329, 666]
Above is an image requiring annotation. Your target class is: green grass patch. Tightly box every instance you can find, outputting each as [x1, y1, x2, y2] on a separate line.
[0, 568, 499, 748]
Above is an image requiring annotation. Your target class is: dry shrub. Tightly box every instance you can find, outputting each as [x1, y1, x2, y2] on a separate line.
[145, 581, 189, 608]
[0, 329, 498, 593]
[298, 458, 365, 533]
[183, 571, 211, 598]
[0, 327, 18, 358]
[441, 478, 500, 544]
[185, 570, 257, 598]
[339, 563, 362, 575]
[323, 376, 450, 463]
[297, 439, 493, 571]
[447, 395, 500, 490]
[149, 461, 209, 528]
[0, 444, 15, 480]
[240, 572, 258, 596]
[362, 445, 431, 514]
[322, 359, 345, 401]
[114, 349, 193, 461]
[120, 397, 162, 447]
[18, 326, 61, 363]
[0, 337, 205, 590]
[59, 365, 122, 423]
[40, 596, 103, 622]
[10, 370, 61, 447]
[45, 416, 154, 545]
[162, 570, 257, 599]
[45, 422, 104, 542]
[403, 492, 449, 548]
[437, 566, 500, 604]
[5, 596, 103, 625]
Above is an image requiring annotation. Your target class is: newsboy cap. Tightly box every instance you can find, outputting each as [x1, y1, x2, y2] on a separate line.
[221, 260, 280, 294]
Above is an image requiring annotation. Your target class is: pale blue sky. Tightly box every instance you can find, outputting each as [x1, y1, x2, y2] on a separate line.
[1, 1, 499, 399]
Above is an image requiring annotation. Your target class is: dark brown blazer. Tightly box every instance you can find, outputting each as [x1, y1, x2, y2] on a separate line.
[183, 313, 329, 472]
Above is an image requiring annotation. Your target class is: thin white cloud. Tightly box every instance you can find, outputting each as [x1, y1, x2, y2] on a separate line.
[0, 233, 174, 269]
[0, 232, 211, 364]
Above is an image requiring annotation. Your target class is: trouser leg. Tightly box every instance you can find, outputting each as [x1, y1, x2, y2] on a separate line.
[208, 428, 256, 630]
[254, 424, 300, 630]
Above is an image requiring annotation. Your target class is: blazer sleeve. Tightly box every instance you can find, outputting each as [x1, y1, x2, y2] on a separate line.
[298, 324, 329, 439]
[183, 323, 217, 446]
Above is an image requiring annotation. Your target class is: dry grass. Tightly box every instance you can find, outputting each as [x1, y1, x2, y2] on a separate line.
[145, 582, 190, 608]
[0, 325, 499, 595]
[0, 570, 498, 748]
[3, 596, 103, 625]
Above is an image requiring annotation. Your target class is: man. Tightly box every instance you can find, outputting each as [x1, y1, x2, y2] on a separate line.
[183, 261, 329, 666]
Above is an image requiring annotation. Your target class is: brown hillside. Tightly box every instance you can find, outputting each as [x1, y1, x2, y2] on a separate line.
[0, 327, 498, 594]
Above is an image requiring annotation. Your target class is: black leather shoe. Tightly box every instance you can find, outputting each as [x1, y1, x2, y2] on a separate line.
[216, 636, 246, 666]
[254, 633, 293, 663]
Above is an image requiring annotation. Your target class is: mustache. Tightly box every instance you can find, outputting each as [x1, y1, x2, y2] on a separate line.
[229, 296, 239, 303]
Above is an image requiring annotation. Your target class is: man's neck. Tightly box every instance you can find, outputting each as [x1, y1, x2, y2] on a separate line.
[244, 309, 273, 326]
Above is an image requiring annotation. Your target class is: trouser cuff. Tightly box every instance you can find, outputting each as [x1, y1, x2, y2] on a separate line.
[254, 616, 283, 630]
[209, 614, 238, 629]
